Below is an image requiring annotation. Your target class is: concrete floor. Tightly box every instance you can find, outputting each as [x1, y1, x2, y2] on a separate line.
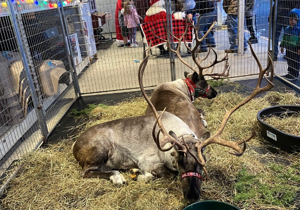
[76, 28, 296, 95]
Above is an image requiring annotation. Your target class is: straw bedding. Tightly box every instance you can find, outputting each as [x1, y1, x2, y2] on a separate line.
[0, 82, 299, 210]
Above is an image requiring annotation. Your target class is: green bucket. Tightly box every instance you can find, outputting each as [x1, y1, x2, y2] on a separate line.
[183, 200, 240, 210]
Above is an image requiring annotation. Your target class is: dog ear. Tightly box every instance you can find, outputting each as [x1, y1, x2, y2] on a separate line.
[184, 71, 189, 78]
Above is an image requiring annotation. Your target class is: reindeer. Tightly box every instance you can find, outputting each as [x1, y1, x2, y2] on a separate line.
[72, 44, 274, 204]
[145, 20, 230, 138]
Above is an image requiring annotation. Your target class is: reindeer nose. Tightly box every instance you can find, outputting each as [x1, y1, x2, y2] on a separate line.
[185, 191, 201, 204]
[185, 183, 201, 204]
[207, 88, 217, 99]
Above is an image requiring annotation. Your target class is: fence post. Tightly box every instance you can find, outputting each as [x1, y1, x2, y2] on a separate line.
[237, 0, 245, 55]
[7, 0, 49, 139]
[271, 0, 278, 61]
[57, 0, 81, 97]
[166, 0, 176, 81]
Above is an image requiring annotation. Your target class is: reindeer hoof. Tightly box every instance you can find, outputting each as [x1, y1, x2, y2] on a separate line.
[130, 168, 142, 181]
[137, 172, 154, 182]
[110, 171, 126, 184]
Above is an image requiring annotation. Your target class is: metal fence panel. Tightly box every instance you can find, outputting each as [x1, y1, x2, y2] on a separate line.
[71, 0, 300, 96]
[65, 0, 173, 95]
[0, 0, 78, 183]
[270, 0, 300, 87]
[0, 1, 42, 179]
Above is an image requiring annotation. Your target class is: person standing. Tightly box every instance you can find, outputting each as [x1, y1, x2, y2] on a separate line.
[144, 0, 174, 56]
[270, 0, 300, 61]
[173, 0, 186, 20]
[245, 0, 258, 44]
[196, 0, 217, 53]
[118, 0, 130, 47]
[280, 8, 300, 80]
[223, 0, 248, 53]
[124, 0, 141, 47]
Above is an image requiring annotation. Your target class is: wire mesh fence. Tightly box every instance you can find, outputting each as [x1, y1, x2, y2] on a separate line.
[0, 0, 299, 196]
[270, 0, 300, 85]
[0, 0, 78, 185]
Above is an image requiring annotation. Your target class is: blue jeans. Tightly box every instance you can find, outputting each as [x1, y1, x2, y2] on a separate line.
[286, 46, 300, 78]
[128, 27, 137, 44]
[227, 14, 248, 50]
[197, 9, 217, 50]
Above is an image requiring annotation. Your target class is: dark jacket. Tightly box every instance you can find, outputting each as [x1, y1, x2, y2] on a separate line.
[245, 0, 256, 16]
[187, 0, 216, 16]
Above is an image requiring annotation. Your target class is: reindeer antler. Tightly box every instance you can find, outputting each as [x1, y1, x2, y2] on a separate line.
[138, 44, 187, 152]
[150, 18, 229, 79]
[195, 42, 274, 166]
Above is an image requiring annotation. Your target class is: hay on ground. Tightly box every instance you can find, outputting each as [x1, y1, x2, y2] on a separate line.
[1, 84, 300, 210]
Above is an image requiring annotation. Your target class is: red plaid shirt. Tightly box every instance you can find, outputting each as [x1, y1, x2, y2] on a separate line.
[141, 19, 194, 47]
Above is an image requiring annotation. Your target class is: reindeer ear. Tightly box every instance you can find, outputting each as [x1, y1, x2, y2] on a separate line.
[192, 72, 199, 83]
[184, 71, 189, 78]
[169, 131, 178, 139]
[200, 132, 210, 140]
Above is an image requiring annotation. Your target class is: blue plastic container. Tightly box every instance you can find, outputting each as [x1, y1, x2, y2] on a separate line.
[184, 200, 240, 210]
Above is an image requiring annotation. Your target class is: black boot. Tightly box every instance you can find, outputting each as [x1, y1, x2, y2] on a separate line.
[248, 36, 258, 44]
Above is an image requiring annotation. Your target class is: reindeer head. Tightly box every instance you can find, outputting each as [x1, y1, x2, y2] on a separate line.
[150, 18, 230, 101]
[169, 131, 210, 203]
[184, 71, 217, 99]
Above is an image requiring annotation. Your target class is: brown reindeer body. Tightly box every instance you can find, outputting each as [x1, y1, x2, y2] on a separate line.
[145, 74, 216, 138]
[73, 112, 204, 185]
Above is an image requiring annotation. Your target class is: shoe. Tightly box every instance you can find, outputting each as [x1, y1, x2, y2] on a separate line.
[273, 57, 277, 61]
[131, 43, 139, 48]
[225, 49, 237, 53]
[196, 49, 208, 53]
[225, 48, 247, 53]
[159, 49, 169, 56]
[125, 43, 131, 47]
[118, 44, 125, 47]
[248, 37, 258, 44]
[282, 74, 296, 80]
[207, 44, 216, 48]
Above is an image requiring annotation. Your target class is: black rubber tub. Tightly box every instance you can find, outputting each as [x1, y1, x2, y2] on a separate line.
[183, 200, 239, 210]
[257, 105, 300, 152]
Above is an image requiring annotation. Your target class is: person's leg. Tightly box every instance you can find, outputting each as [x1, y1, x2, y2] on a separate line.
[198, 10, 217, 51]
[202, 10, 217, 47]
[158, 45, 167, 55]
[129, 28, 134, 45]
[123, 36, 128, 45]
[244, 31, 248, 50]
[288, 49, 300, 78]
[132, 27, 137, 44]
[226, 14, 238, 50]
[246, 15, 258, 44]
[246, 15, 255, 37]
[274, 19, 285, 60]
